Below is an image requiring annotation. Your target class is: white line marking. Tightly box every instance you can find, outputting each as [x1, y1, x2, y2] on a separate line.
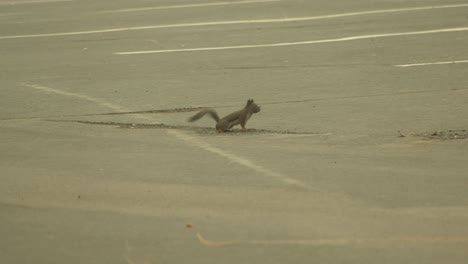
[196, 232, 468, 247]
[21, 83, 128, 112]
[115, 26, 468, 55]
[395, 60, 468, 67]
[2, 3, 468, 40]
[20, 83, 304, 188]
[0, 13, 24, 17]
[0, 0, 71, 5]
[167, 129, 307, 188]
[99, 0, 280, 14]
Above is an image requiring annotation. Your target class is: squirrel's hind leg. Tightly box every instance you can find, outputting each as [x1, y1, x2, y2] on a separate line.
[216, 120, 230, 132]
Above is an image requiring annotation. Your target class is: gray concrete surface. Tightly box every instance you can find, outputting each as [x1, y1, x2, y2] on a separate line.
[1, 0, 468, 263]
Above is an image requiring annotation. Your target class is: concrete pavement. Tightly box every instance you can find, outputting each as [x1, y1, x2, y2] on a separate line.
[1, 0, 468, 263]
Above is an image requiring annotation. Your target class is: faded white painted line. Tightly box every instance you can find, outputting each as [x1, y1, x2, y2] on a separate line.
[20, 83, 128, 112]
[0, 0, 71, 5]
[0, 13, 25, 17]
[2, 3, 468, 40]
[167, 129, 307, 188]
[99, 0, 280, 14]
[115, 26, 468, 55]
[196, 232, 468, 247]
[395, 60, 468, 68]
[20, 83, 304, 188]
[1, 28, 143, 40]
[21, 83, 159, 123]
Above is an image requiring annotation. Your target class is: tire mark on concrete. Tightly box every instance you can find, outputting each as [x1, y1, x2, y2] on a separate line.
[47, 119, 328, 136]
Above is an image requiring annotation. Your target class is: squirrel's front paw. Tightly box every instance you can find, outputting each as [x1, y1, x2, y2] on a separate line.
[241, 128, 247, 132]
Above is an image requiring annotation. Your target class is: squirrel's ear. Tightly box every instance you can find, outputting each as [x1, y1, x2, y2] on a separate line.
[247, 99, 254, 105]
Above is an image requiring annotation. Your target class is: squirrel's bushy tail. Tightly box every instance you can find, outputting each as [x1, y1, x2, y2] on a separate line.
[188, 109, 220, 123]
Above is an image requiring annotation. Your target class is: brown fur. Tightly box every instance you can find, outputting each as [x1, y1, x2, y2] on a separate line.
[188, 99, 261, 132]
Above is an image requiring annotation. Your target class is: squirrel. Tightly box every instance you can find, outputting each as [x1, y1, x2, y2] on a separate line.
[188, 99, 261, 132]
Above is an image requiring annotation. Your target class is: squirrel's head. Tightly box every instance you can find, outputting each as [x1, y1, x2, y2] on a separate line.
[246, 99, 261, 113]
